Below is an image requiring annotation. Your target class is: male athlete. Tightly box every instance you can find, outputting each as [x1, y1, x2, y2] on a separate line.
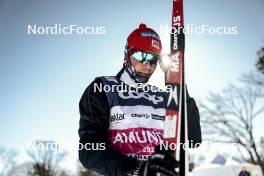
[79, 23, 201, 176]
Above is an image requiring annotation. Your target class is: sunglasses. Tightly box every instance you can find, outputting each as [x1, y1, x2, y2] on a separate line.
[131, 51, 159, 66]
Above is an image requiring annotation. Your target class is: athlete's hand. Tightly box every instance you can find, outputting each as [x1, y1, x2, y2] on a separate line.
[139, 146, 179, 176]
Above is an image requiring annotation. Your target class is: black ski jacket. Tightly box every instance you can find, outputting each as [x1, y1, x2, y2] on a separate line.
[78, 69, 202, 176]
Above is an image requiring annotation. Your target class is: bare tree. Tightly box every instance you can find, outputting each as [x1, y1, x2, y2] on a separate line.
[200, 74, 264, 174]
[27, 140, 67, 176]
[0, 147, 17, 176]
[240, 72, 264, 87]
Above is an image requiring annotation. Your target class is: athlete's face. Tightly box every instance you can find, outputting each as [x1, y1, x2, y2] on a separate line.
[130, 57, 157, 78]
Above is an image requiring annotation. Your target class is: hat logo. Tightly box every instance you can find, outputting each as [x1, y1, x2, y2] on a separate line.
[151, 39, 160, 50]
[141, 32, 160, 40]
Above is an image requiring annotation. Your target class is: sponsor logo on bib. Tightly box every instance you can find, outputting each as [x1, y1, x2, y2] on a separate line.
[118, 91, 163, 105]
[110, 113, 125, 122]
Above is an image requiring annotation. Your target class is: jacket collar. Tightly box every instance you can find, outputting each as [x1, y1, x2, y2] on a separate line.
[116, 68, 142, 87]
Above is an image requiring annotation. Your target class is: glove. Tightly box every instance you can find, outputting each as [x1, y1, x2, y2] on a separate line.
[138, 146, 179, 176]
[122, 157, 141, 176]
[123, 145, 179, 176]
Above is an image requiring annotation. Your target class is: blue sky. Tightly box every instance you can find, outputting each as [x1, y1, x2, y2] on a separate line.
[0, 0, 264, 172]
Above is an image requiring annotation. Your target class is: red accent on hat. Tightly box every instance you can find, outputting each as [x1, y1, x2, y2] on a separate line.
[127, 23, 162, 55]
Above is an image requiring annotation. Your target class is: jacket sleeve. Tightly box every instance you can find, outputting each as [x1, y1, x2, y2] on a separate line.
[78, 78, 138, 176]
[186, 88, 202, 147]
